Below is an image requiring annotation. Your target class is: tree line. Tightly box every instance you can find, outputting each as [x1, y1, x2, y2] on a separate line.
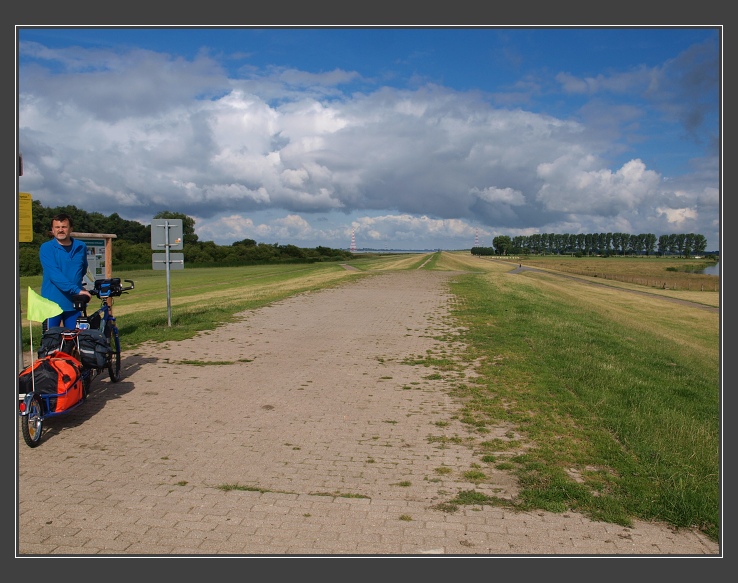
[472, 232, 711, 258]
[18, 201, 354, 276]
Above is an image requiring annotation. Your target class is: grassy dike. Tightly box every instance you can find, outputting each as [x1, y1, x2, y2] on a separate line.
[429, 255, 719, 542]
[18, 252, 720, 541]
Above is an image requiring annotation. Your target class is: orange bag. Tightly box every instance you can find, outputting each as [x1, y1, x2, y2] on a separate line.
[18, 353, 83, 412]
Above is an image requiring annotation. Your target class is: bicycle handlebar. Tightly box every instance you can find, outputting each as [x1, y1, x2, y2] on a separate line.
[98, 279, 134, 295]
[72, 279, 133, 312]
[87, 278, 135, 298]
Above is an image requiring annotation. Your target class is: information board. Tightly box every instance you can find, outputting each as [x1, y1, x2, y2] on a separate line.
[78, 238, 107, 288]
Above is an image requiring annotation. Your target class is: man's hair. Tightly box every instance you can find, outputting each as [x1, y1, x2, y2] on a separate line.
[51, 213, 73, 228]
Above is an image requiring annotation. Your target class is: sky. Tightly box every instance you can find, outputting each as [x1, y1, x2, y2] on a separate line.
[16, 26, 721, 251]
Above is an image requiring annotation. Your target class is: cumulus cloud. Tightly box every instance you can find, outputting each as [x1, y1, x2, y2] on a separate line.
[536, 158, 662, 215]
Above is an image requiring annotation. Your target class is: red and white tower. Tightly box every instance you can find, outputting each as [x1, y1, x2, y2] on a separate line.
[350, 228, 357, 252]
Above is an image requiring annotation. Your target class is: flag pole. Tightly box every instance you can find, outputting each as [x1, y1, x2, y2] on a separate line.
[17, 294, 24, 373]
[27, 321, 36, 393]
[29, 322, 34, 366]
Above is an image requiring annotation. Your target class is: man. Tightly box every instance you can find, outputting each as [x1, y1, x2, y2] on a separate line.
[39, 213, 92, 329]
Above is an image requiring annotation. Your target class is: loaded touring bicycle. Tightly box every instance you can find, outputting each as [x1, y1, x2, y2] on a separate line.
[18, 277, 134, 447]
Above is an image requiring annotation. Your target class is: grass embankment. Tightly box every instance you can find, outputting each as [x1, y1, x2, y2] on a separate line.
[421, 253, 719, 541]
[17, 251, 720, 540]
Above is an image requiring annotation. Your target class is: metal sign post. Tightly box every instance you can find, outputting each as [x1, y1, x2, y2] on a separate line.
[151, 219, 184, 327]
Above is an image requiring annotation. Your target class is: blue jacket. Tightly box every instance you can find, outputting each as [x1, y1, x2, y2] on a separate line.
[39, 237, 89, 311]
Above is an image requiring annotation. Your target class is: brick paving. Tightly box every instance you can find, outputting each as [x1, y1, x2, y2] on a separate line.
[16, 271, 720, 556]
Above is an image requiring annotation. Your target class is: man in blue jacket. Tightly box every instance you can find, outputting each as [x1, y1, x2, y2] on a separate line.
[39, 213, 92, 329]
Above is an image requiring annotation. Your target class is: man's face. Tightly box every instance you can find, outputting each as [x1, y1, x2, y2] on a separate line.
[51, 219, 72, 244]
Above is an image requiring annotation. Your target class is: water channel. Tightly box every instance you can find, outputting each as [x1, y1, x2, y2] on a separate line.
[700, 261, 720, 276]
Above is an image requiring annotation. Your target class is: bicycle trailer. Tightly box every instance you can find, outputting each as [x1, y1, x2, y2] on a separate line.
[18, 352, 84, 414]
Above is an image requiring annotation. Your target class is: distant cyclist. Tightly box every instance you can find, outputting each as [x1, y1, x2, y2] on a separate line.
[39, 213, 92, 329]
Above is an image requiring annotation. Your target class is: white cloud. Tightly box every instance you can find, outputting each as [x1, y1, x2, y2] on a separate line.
[656, 206, 698, 227]
[470, 186, 526, 206]
[536, 158, 662, 215]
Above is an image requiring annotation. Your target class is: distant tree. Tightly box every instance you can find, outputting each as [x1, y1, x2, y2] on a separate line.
[644, 233, 656, 255]
[693, 234, 708, 255]
[683, 233, 695, 258]
[631, 234, 645, 255]
[250, 243, 281, 262]
[232, 238, 257, 247]
[511, 236, 526, 254]
[492, 235, 512, 255]
[666, 234, 677, 255]
[279, 244, 306, 259]
[112, 240, 151, 266]
[470, 246, 495, 256]
[543, 233, 556, 253]
[529, 233, 542, 254]
[584, 233, 594, 255]
[604, 232, 613, 255]
[18, 245, 42, 275]
[110, 212, 150, 244]
[573, 233, 584, 253]
[674, 233, 686, 257]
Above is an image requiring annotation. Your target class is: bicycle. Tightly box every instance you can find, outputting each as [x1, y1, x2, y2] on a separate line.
[74, 277, 135, 388]
[18, 277, 134, 447]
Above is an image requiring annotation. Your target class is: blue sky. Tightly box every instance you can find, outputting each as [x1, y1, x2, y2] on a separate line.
[17, 26, 721, 251]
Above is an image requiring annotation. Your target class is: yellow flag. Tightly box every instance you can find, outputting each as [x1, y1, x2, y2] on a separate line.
[26, 287, 62, 323]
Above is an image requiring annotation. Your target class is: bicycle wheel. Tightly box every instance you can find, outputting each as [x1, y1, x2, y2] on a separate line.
[105, 321, 122, 382]
[108, 349, 121, 382]
[21, 395, 44, 448]
[82, 369, 92, 399]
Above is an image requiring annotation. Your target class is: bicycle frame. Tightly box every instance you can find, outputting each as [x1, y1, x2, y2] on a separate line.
[74, 278, 134, 384]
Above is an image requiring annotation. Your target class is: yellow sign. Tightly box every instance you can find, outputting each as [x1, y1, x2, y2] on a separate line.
[18, 192, 33, 243]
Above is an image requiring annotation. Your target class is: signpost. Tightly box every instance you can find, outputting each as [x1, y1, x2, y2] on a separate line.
[151, 219, 184, 327]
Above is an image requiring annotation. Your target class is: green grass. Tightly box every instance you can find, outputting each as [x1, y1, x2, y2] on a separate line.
[445, 268, 719, 540]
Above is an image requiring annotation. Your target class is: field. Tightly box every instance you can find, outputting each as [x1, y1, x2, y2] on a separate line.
[492, 254, 719, 293]
[16, 251, 721, 541]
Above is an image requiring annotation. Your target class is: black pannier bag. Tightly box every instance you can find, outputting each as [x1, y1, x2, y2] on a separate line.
[77, 328, 111, 369]
[38, 327, 75, 359]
